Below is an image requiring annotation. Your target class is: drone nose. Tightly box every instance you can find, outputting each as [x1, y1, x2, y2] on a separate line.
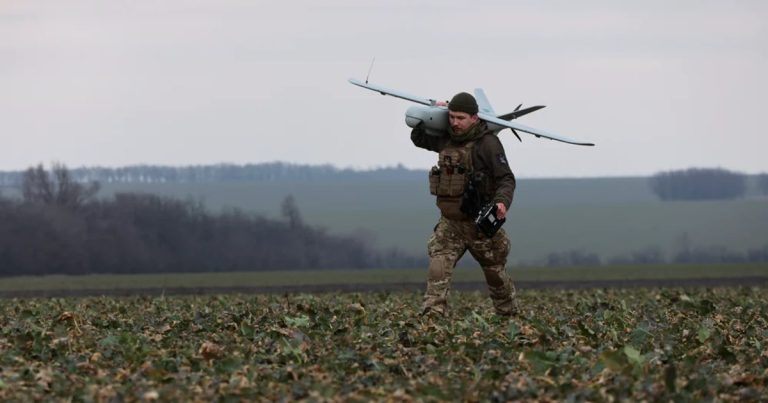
[405, 116, 422, 128]
[405, 105, 428, 128]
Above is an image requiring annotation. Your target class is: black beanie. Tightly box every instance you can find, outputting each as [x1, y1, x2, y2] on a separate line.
[448, 92, 478, 115]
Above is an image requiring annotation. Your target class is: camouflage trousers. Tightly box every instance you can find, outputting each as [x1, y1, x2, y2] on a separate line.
[422, 216, 518, 316]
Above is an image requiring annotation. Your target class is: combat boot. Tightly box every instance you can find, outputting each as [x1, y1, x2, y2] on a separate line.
[488, 282, 518, 317]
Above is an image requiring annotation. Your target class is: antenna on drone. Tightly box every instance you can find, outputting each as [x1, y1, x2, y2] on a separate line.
[365, 57, 376, 84]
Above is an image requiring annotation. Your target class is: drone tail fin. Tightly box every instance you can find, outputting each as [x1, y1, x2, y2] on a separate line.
[497, 105, 546, 121]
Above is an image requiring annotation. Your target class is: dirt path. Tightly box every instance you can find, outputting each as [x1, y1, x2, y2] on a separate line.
[2, 277, 767, 298]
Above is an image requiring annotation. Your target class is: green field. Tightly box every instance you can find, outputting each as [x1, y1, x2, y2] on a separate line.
[1, 288, 765, 400]
[92, 177, 768, 264]
[1, 264, 766, 292]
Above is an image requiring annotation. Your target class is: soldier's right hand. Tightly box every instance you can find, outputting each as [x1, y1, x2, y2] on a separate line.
[496, 202, 507, 219]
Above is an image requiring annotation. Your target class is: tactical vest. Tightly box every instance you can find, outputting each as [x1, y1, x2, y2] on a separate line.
[429, 141, 475, 220]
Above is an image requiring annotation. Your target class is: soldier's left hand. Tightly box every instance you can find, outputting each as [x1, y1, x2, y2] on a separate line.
[496, 202, 507, 219]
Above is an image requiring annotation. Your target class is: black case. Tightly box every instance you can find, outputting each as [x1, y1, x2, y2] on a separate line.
[475, 203, 506, 237]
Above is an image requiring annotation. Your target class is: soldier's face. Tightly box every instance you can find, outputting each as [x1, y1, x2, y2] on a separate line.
[448, 111, 479, 135]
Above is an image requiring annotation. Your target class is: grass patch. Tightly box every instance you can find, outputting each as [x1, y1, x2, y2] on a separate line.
[1, 263, 765, 291]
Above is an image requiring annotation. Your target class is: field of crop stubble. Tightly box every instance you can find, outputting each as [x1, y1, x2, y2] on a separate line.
[1, 287, 766, 401]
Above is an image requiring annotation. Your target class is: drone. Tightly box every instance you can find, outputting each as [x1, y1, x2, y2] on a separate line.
[349, 78, 594, 147]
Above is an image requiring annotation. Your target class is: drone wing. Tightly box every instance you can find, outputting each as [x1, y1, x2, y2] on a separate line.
[479, 113, 595, 146]
[349, 78, 435, 106]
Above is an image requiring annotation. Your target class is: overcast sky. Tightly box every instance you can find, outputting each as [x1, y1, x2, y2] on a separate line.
[2, 0, 766, 177]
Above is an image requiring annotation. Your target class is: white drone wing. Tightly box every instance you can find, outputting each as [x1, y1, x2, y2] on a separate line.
[349, 78, 435, 106]
[479, 113, 595, 146]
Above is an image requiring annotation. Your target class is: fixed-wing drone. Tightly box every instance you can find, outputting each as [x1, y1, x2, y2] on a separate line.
[349, 78, 594, 147]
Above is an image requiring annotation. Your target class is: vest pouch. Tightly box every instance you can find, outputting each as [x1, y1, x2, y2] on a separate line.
[436, 196, 466, 220]
[435, 146, 470, 197]
[428, 166, 440, 196]
[436, 173, 467, 197]
[432, 140, 475, 220]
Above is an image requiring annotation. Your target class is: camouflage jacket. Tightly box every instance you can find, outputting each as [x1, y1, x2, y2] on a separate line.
[411, 122, 516, 208]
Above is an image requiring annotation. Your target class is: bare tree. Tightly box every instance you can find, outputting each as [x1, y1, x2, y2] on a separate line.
[22, 164, 54, 205]
[22, 163, 100, 209]
[281, 194, 303, 229]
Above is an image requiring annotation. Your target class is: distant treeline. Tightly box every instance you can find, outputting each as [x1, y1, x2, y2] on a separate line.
[0, 164, 423, 277]
[649, 168, 766, 201]
[3, 164, 766, 198]
[0, 162, 423, 186]
[538, 244, 768, 267]
[760, 173, 768, 195]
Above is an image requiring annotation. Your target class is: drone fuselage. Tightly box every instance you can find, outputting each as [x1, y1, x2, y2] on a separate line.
[406, 105, 507, 137]
[405, 105, 448, 136]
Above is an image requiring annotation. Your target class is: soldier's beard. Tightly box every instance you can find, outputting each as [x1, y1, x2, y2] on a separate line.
[451, 123, 474, 136]
[448, 121, 484, 143]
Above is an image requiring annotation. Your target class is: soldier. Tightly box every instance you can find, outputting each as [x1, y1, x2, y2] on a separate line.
[411, 92, 518, 317]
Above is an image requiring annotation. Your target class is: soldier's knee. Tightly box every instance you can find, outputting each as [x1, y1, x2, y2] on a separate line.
[428, 255, 454, 281]
[482, 265, 508, 287]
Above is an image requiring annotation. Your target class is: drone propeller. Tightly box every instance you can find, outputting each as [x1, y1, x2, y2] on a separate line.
[504, 104, 524, 142]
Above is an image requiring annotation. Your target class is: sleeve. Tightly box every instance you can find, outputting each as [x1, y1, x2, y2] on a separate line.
[477, 136, 516, 208]
[411, 125, 447, 152]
